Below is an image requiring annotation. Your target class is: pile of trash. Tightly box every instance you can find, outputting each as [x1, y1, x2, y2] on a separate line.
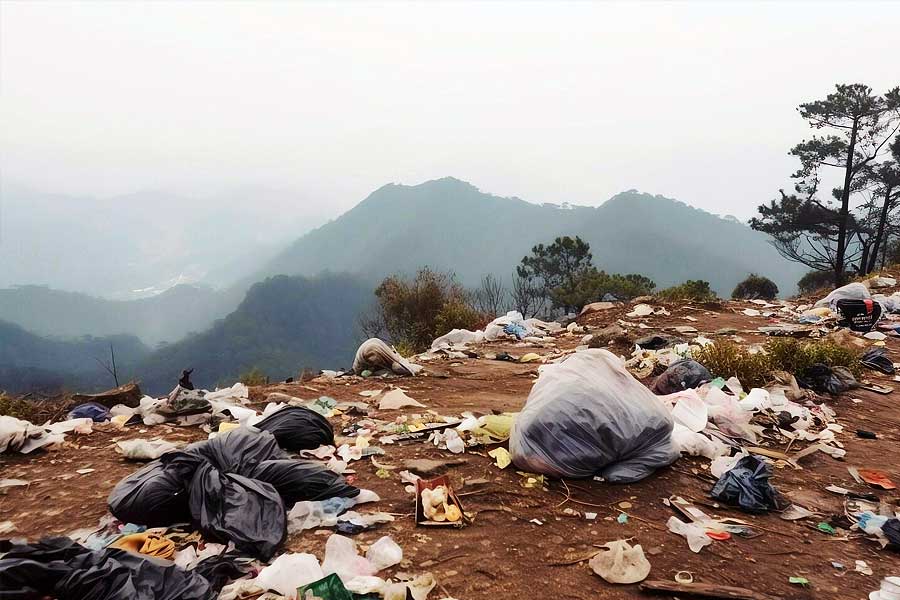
[430, 311, 562, 352]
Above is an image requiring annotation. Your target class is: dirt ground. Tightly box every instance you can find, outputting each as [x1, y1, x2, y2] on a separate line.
[2, 299, 900, 600]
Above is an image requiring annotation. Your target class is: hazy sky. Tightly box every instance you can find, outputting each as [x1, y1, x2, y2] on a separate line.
[2, 0, 898, 219]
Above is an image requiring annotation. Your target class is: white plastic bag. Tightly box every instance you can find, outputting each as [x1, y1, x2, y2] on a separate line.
[255, 553, 324, 598]
[510, 349, 678, 482]
[431, 329, 484, 350]
[589, 539, 651, 584]
[667, 390, 709, 432]
[115, 438, 177, 461]
[667, 516, 711, 553]
[366, 536, 403, 571]
[322, 534, 376, 583]
[671, 424, 728, 459]
[815, 282, 871, 308]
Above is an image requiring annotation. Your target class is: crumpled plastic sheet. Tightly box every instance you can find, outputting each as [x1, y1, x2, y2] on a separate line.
[509, 349, 679, 482]
[353, 338, 422, 376]
[0, 537, 217, 600]
[589, 539, 651, 583]
[108, 427, 359, 560]
[797, 363, 858, 395]
[67, 402, 111, 422]
[430, 328, 485, 350]
[710, 454, 784, 513]
[651, 359, 712, 395]
[0, 415, 65, 454]
[861, 346, 895, 374]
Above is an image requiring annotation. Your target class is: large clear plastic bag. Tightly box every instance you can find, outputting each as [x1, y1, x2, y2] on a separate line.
[509, 349, 679, 482]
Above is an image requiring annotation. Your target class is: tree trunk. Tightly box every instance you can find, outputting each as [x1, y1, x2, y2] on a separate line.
[834, 117, 860, 285]
[858, 244, 870, 275]
[867, 182, 895, 273]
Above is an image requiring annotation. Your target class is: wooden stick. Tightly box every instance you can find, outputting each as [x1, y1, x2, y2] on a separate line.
[639, 580, 782, 600]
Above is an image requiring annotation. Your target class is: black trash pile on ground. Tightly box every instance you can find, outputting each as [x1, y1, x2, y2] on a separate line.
[108, 408, 358, 560]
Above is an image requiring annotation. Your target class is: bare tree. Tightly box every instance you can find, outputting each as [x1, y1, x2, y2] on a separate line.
[94, 343, 119, 387]
[510, 271, 546, 318]
[474, 274, 506, 316]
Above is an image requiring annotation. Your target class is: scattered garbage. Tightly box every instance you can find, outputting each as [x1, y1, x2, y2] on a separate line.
[589, 539, 651, 584]
[115, 438, 177, 461]
[510, 349, 679, 482]
[0, 537, 221, 599]
[710, 455, 785, 513]
[353, 338, 422, 376]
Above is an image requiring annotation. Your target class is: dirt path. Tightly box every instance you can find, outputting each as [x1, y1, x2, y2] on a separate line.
[3, 300, 899, 600]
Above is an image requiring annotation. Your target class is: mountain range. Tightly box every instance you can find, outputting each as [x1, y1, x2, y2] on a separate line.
[0, 177, 808, 395]
[263, 177, 805, 293]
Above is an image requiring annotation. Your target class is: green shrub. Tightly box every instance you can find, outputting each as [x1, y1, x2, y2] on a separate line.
[797, 270, 837, 295]
[371, 268, 485, 352]
[692, 342, 773, 389]
[765, 338, 860, 378]
[732, 274, 779, 300]
[693, 338, 861, 390]
[657, 280, 717, 302]
[0, 393, 37, 421]
[435, 299, 486, 337]
[239, 367, 268, 386]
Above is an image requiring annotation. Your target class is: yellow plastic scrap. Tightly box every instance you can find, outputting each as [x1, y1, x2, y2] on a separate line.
[517, 471, 546, 489]
[471, 413, 516, 444]
[218, 422, 240, 433]
[520, 353, 542, 363]
[488, 447, 511, 469]
[110, 415, 130, 427]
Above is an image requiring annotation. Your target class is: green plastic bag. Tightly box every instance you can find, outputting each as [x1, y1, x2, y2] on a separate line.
[297, 573, 353, 600]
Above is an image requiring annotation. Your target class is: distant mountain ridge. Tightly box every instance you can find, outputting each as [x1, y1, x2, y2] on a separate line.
[0, 274, 372, 395]
[0, 319, 150, 393]
[0, 284, 241, 345]
[262, 177, 805, 294]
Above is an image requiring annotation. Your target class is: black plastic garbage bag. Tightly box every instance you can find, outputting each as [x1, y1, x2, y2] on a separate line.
[651, 359, 712, 394]
[0, 537, 216, 600]
[634, 334, 676, 350]
[509, 349, 679, 483]
[860, 347, 895, 375]
[882, 518, 900, 550]
[188, 463, 286, 561]
[710, 455, 785, 513]
[797, 363, 859, 395]
[108, 427, 358, 561]
[107, 453, 203, 526]
[186, 426, 287, 470]
[250, 459, 360, 507]
[254, 406, 335, 451]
